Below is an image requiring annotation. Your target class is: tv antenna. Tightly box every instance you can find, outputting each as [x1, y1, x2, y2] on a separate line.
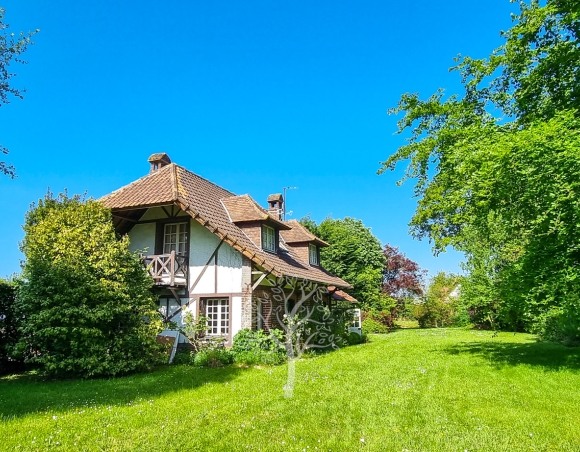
[282, 186, 298, 220]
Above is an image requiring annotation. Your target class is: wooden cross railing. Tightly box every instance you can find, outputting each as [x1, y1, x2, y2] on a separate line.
[142, 251, 188, 287]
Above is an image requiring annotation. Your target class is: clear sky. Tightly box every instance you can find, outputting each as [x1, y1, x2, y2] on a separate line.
[0, 0, 518, 279]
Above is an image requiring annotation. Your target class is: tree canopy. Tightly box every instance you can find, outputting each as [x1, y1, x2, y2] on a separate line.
[382, 244, 424, 300]
[0, 7, 38, 178]
[17, 193, 164, 377]
[301, 216, 386, 308]
[380, 0, 580, 340]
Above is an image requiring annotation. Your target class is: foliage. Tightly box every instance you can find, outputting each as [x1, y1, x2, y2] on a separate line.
[304, 303, 355, 351]
[179, 311, 211, 353]
[534, 305, 580, 347]
[193, 346, 234, 368]
[0, 278, 24, 373]
[383, 244, 424, 299]
[362, 317, 389, 334]
[231, 328, 286, 365]
[301, 216, 385, 307]
[346, 331, 367, 345]
[380, 1, 580, 339]
[0, 7, 38, 178]
[414, 272, 462, 328]
[171, 348, 195, 365]
[383, 244, 425, 318]
[16, 192, 164, 378]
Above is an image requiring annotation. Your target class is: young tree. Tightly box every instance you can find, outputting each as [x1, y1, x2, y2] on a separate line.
[301, 216, 385, 308]
[414, 272, 461, 328]
[0, 7, 38, 178]
[253, 276, 350, 398]
[17, 193, 164, 378]
[380, 1, 580, 338]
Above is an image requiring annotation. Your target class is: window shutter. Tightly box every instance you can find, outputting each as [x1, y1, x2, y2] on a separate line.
[155, 222, 164, 255]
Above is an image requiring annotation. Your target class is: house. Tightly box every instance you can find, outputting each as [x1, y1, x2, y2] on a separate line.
[100, 153, 355, 347]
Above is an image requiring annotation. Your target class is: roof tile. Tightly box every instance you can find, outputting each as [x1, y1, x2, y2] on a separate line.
[101, 163, 351, 288]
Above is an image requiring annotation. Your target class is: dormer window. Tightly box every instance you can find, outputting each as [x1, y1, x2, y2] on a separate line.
[309, 243, 319, 265]
[262, 224, 277, 252]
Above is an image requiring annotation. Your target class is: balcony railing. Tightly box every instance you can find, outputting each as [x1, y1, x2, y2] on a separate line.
[142, 251, 188, 287]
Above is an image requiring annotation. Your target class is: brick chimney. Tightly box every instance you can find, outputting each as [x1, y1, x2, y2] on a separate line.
[148, 153, 172, 173]
[267, 194, 284, 220]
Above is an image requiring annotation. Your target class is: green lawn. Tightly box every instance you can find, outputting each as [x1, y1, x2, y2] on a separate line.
[2, 329, 580, 451]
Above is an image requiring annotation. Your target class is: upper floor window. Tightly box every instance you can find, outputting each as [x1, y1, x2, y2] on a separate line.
[164, 222, 188, 255]
[262, 224, 276, 252]
[309, 243, 319, 265]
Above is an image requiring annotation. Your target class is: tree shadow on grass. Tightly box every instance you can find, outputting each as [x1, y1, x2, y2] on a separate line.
[445, 339, 580, 372]
[0, 364, 247, 420]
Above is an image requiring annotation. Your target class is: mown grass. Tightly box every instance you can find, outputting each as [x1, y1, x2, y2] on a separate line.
[2, 329, 580, 451]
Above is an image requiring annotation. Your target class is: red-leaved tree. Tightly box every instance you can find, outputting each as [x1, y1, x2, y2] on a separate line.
[382, 244, 425, 304]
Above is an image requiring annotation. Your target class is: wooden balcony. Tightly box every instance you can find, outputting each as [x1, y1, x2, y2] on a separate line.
[142, 251, 188, 287]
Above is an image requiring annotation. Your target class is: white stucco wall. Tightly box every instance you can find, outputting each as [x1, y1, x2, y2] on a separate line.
[188, 220, 243, 295]
[128, 207, 249, 341]
[128, 223, 156, 255]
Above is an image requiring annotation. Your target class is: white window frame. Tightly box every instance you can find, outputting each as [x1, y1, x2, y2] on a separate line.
[309, 243, 319, 265]
[262, 224, 276, 252]
[163, 222, 188, 256]
[204, 298, 230, 337]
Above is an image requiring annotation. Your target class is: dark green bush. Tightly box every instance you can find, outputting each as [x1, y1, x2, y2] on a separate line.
[172, 348, 195, 365]
[535, 307, 580, 347]
[362, 318, 389, 334]
[17, 194, 165, 378]
[231, 329, 286, 365]
[194, 347, 234, 367]
[0, 279, 24, 374]
[346, 331, 367, 345]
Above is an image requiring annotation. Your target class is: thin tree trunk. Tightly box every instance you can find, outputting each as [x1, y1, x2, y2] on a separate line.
[284, 357, 296, 398]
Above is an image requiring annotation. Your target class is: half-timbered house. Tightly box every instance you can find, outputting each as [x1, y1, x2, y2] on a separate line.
[100, 154, 354, 348]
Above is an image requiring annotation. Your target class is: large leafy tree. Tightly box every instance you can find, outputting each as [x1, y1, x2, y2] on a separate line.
[301, 216, 386, 308]
[17, 193, 164, 377]
[379, 0, 580, 337]
[0, 7, 38, 178]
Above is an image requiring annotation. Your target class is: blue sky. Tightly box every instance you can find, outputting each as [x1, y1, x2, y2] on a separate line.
[0, 0, 517, 279]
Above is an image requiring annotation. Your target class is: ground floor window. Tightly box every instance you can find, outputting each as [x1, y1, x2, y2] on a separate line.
[204, 298, 230, 336]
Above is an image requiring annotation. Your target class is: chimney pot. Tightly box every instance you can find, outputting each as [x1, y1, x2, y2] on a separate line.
[267, 193, 284, 220]
[148, 153, 172, 173]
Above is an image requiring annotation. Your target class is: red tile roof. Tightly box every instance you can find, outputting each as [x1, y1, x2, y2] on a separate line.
[101, 163, 352, 288]
[221, 195, 290, 230]
[281, 220, 330, 247]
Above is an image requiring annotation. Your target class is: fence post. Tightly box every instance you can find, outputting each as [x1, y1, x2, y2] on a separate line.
[170, 250, 176, 286]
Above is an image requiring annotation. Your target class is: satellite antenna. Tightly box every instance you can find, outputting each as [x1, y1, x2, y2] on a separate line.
[282, 186, 298, 220]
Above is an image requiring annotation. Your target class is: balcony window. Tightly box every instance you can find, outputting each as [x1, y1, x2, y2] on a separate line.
[163, 222, 188, 255]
